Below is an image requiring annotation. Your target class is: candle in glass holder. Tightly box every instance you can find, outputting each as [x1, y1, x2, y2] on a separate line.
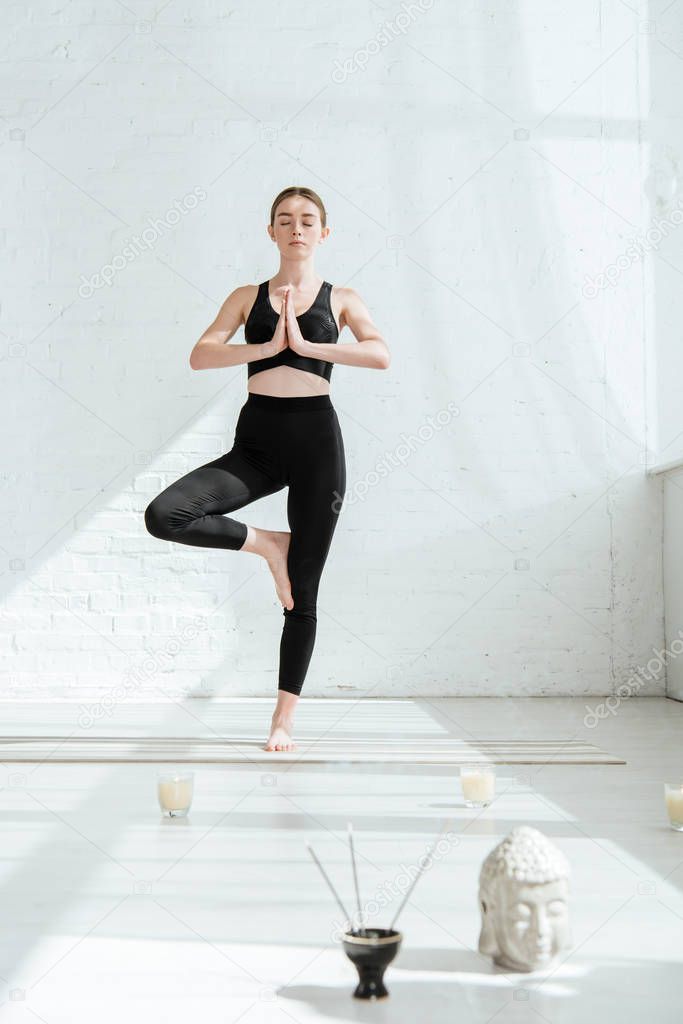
[664, 783, 683, 831]
[157, 769, 194, 817]
[460, 763, 496, 807]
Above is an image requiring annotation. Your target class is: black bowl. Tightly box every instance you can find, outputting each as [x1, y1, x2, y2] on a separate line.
[342, 927, 403, 999]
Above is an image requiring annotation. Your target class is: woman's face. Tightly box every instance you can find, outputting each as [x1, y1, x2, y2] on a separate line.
[269, 198, 328, 255]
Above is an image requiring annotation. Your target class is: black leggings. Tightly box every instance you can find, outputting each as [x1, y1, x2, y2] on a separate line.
[144, 392, 346, 696]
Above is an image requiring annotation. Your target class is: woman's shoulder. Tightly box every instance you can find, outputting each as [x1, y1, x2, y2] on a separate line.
[330, 284, 362, 332]
[229, 282, 264, 326]
[330, 283, 362, 305]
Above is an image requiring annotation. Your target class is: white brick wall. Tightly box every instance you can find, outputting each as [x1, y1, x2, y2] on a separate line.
[0, 1, 669, 699]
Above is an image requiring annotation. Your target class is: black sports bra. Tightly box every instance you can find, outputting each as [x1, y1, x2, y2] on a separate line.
[244, 279, 339, 381]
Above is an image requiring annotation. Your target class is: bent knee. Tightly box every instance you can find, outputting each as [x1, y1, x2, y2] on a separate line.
[144, 499, 175, 540]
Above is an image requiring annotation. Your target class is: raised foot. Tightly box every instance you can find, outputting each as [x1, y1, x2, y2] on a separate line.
[264, 719, 296, 752]
[266, 531, 294, 611]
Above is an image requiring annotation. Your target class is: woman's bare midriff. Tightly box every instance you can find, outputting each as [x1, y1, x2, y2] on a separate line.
[247, 365, 331, 398]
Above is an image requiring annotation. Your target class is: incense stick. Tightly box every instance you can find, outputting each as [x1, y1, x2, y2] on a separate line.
[389, 821, 451, 931]
[347, 822, 366, 936]
[305, 841, 352, 927]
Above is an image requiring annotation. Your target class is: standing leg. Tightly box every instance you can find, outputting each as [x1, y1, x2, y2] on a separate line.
[266, 410, 346, 750]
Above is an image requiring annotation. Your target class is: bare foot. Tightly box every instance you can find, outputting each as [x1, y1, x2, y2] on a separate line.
[265, 531, 294, 610]
[264, 716, 296, 751]
[241, 526, 294, 610]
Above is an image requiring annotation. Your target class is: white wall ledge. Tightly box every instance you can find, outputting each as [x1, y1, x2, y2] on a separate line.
[647, 455, 683, 476]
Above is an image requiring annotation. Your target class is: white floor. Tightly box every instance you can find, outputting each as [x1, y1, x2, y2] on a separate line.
[1, 696, 682, 1023]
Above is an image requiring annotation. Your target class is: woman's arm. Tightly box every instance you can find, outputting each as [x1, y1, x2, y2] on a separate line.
[287, 287, 391, 369]
[189, 287, 284, 370]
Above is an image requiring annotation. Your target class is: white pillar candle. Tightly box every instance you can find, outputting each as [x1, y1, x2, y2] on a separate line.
[157, 771, 194, 817]
[664, 783, 683, 831]
[460, 764, 496, 806]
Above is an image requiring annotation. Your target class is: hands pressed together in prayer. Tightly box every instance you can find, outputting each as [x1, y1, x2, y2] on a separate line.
[265, 285, 311, 360]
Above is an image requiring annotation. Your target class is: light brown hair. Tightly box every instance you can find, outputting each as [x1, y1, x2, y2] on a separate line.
[270, 186, 327, 229]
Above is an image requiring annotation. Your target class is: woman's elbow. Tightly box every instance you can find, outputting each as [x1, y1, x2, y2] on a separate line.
[189, 345, 206, 370]
[377, 345, 391, 370]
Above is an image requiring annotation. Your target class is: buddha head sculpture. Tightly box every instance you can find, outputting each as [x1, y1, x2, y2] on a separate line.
[478, 826, 572, 972]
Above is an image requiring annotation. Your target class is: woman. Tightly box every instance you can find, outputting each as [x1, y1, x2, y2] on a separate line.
[144, 186, 390, 752]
